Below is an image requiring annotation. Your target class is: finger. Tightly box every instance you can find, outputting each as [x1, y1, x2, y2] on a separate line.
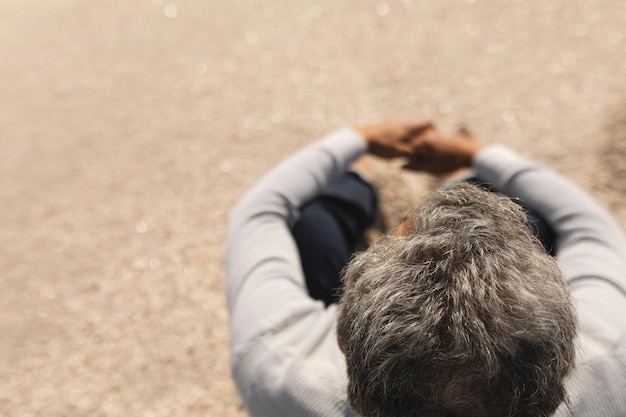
[402, 161, 428, 172]
[396, 143, 414, 156]
[401, 154, 429, 171]
[403, 128, 432, 144]
[405, 120, 435, 137]
[457, 125, 472, 138]
[401, 161, 417, 171]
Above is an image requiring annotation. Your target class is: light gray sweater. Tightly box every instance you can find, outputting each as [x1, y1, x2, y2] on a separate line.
[226, 128, 626, 417]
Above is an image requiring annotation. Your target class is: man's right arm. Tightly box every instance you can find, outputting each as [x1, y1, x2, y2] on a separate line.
[406, 130, 626, 295]
[406, 128, 626, 351]
[399, 126, 626, 412]
[472, 145, 626, 412]
[472, 145, 626, 292]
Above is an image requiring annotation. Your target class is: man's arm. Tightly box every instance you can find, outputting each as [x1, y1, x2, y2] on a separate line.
[472, 146, 626, 290]
[226, 128, 367, 417]
[227, 120, 433, 347]
[406, 129, 626, 352]
[404, 130, 626, 289]
[472, 145, 626, 413]
[226, 128, 366, 348]
[226, 122, 433, 417]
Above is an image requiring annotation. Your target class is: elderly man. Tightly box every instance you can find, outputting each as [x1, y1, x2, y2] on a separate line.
[226, 121, 626, 417]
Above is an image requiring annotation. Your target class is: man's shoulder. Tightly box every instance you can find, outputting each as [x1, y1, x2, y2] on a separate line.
[555, 339, 626, 416]
[231, 307, 355, 417]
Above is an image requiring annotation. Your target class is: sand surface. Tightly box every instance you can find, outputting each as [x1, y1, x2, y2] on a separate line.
[1, 0, 625, 415]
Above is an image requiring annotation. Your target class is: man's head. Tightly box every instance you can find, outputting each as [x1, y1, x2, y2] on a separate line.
[337, 183, 576, 417]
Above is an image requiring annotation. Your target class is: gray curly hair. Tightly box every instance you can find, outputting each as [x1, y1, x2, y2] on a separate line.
[337, 183, 576, 417]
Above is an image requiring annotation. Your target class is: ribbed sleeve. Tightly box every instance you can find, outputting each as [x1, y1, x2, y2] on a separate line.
[474, 145, 626, 415]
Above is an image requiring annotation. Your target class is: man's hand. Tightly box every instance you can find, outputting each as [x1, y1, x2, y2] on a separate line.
[355, 120, 434, 159]
[402, 128, 486, 175]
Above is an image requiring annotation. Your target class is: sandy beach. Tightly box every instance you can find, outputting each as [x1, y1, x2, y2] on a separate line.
[1, 0, 625, 415]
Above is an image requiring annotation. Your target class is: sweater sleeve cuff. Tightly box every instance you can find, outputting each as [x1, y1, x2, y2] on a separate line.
[473, 145, 537, 189]
[320, 127, 368, 160]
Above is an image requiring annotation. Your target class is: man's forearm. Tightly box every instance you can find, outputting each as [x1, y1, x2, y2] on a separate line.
[227, 128, 366, 342]
[473, 145, 626, 288]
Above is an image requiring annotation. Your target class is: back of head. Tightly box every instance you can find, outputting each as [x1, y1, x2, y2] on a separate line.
[337, 183, 576, 417]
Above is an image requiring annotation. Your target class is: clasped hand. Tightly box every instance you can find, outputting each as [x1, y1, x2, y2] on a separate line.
[355, 120, 486, 176]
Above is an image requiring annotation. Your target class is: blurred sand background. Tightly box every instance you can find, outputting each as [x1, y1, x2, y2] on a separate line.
[1, 0, 625, 415]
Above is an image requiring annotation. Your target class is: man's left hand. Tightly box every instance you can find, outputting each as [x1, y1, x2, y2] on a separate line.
[355, 120, 434, 159]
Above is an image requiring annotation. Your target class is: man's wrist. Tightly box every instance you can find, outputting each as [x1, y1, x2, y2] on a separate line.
[353, 126, 375, 151]
[467, 141, 487, 164]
